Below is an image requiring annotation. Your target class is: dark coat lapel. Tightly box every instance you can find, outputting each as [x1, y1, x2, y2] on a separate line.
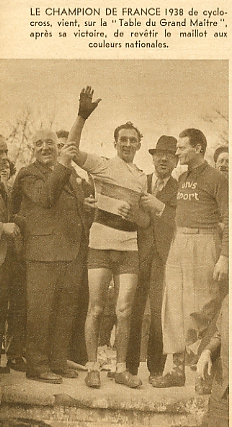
[156, 176, 177, 202]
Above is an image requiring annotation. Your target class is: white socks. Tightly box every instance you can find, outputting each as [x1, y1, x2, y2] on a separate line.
[116, 362, 126, 373]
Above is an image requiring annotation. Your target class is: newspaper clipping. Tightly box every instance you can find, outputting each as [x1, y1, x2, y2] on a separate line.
[0, 0, 230, 426]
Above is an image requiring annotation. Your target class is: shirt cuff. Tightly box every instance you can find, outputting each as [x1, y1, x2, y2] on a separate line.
[155, 201, 165, 217]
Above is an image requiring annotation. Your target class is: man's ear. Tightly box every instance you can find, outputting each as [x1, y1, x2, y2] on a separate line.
[113, 140, 117, 148]
[195, 144, 202, 154]
[136, 142, 141, 151]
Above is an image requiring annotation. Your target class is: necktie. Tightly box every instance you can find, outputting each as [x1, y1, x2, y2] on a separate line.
[153, 178, 164, 195]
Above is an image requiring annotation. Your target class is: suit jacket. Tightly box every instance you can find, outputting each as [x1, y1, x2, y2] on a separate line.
[11, 161, 89, 262]
[0, 183, 8, 266]
[206, 294, 228, 398]
[138, 174, 178, 265]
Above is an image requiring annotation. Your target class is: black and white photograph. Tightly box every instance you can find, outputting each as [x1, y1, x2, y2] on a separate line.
[0, 58, 229, 427]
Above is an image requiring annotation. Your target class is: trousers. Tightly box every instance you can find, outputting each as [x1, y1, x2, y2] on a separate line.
[26, 257, 83, 375]
[162, 231, 220, 354]
[126, 246, 166, 375]
[0, 248, 26, 360]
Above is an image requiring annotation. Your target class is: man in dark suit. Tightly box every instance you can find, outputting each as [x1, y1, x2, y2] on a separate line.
[126, 136, 178, 385]
[12, 130, 89, 383]
[0, 136, 24, 372]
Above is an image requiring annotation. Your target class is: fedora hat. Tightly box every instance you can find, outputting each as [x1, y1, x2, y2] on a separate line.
[149, 135, 177, 155]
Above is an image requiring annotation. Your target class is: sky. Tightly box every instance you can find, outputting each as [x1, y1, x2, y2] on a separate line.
[0, 59, 228, 174]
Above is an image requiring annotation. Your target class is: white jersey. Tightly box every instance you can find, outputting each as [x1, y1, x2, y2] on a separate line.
[82, 154, 146, 251]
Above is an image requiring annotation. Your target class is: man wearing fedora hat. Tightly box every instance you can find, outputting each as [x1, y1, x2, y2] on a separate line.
[126, 135, 178, 385]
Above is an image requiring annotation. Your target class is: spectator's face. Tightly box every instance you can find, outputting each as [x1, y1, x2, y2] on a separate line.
[57, 137, 67, 156]
[115, 128, 141, 163]
[0, 160, 10, 181]
[33, 130, 58, 166]
[176, 136, 199, 166]
[152, 151, 177, 179]
[215, 151, 229, 176]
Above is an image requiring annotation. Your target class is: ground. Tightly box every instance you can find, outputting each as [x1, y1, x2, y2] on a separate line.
[0, 352, 209, 427]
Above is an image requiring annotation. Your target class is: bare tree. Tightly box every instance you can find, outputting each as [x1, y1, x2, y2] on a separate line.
[5, 104, 59, 171]
[202, 109, 228, 146]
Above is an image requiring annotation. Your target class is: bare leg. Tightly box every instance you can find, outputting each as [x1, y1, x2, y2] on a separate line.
[85, 268, 112, 363]
[114, 274, 138, 365]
